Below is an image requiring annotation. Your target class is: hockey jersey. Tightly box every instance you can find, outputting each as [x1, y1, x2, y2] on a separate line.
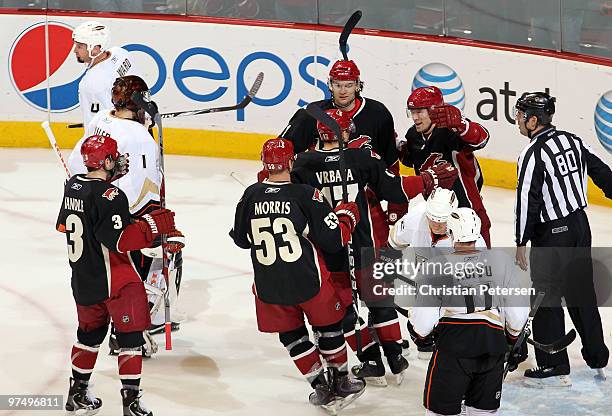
[78, 46, 139, 127]
[68, 110, 161, 217]
[56, 175, 142, 305]
[231, 180, 346, 305]
[280, 97, 400, 171]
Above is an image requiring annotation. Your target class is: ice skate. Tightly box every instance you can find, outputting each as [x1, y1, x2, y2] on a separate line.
[351, 360, 387, 387]
[387, 354, 409, 385]
[65, 377, 102, 415]
[328, 368, 366, 414]
[417, 342, 434, 360]
[309, 376, 336, 412]
[400, 339, 410, 357]
[524, 364, 572, 387]
[121, 388, 153, 416]
[595, 368, 607, 382]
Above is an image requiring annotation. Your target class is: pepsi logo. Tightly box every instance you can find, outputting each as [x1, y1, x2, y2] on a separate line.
[412, 63, 465, 110]
[9, 21, 85, 112]
[595, 90, 612, 154]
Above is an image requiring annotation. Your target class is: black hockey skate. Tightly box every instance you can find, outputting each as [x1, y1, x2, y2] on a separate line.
[524, 364, 571, 387]
[387, 354, 409, 385]
[121, 388, 153, 416]
[65, 377, 102, 415]
[351, 359, 387, 387]
[309, 377, 335, 407]
[326, 368, 366, 414]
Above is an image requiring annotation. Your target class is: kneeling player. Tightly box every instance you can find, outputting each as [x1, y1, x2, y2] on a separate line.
[411, 208, 528, 416]
[231, 138, 365, 412]
[57, 135, 178, 416]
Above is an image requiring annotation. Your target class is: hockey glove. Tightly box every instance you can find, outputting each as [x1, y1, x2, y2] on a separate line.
[139, 208, 176, 241]
[407, 319, 436, 350]
[421, 161, 458, 198]
[429, 104, 466, 133]
[257, 167, 269, 182]
[167, 229, 186, 254]
[387, 202, 408, 225]
[109, 153, 129, 182]
[505, 329, 529, 373]
[335, 202, 360, 245]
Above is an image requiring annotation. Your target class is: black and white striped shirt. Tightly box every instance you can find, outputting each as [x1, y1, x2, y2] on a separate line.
[515, 126, 612, 246]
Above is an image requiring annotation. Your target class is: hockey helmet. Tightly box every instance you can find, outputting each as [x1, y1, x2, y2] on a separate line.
[112, 75, 150, 113]
[425, 188, 459, 223]
[316, 109, 356, 142]
[72, 21, 110, 58]
[514, 91, 555, 125]
[81, 135, 120, 169]
[407, 86, 444, 110]
[447, 208, 481, 243]
[261, 138, 295, 172]
[329, 60, 360, 81]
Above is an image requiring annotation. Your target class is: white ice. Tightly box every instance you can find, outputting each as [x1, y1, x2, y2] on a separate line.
[1, 149, 611, 416]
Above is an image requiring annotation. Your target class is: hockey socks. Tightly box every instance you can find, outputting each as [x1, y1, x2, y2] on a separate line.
[118, 348, 143, 389]
[71, 342, 99, 382]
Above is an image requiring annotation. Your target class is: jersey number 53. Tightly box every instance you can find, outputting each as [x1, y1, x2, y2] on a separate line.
[251, 217, 303, 266]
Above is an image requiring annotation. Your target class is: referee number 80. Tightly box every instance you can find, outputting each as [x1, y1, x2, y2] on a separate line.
[555, 151, 578, 176]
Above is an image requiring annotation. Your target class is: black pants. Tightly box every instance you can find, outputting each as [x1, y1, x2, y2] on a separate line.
[530, 209, 609, 369]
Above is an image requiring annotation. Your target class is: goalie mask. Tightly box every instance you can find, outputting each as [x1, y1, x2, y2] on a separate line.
[426, 188, 459, 223]
[316, 109, 356, 142]
[72, 21, 110, 59]
[112, 75, 151, 124]
[261, 138, 295, 172]
[447, 208, 482, 243]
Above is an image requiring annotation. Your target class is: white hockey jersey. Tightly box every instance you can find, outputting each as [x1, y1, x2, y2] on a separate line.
[78, 47, 138, 127]
[68, 110, 161, 216]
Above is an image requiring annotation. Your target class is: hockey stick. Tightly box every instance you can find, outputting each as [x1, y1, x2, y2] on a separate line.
[503, 291, 546, 379]
[339, 10, 362, 60]
[230, 171, 249, 189]
[527, 329, 576, 354]
[305, 102, 363, 355]
[160, 72, 264, 119]
[41, 121, 72, 179]
[132, 91, 173, 351]
[67, 123, 84, 129]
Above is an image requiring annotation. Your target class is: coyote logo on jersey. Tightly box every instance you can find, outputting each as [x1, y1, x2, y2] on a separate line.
[312, 188, 324, 203]
[102, 187, 119, 201]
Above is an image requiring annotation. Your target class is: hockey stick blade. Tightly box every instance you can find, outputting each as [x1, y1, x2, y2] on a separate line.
[527, 329, 577, 354]
[160, 72, 264, 119]
[339, 10, 362, 60]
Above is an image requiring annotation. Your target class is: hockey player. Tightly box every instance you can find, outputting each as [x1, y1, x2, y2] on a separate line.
[57, 135, 178, 416]
[291, 108, 458, 386]
[279, 59, 407, 224]
[67, 75, 185, 354]
[402, 86, 492, 247]
[72, 21, 139, 127]
[410, 208, 529, 416]
[231, 138, 366, 411]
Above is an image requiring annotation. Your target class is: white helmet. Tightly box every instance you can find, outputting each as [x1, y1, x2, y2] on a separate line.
[447, 208, 482, 243]
[425, 188, 458, 222]
[72, 21, 110, 58]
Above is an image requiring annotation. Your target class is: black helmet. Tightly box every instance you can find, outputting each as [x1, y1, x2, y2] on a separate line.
[515, 91, 556, 125]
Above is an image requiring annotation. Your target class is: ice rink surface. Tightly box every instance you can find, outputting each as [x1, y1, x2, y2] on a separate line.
[1, 148, 611, 416]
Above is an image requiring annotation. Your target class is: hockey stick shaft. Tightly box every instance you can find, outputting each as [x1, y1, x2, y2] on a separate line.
[132, 92, 173, 350]
[339, 10, 362, 60]
[67, 123, 84, 129]
[305, 103, 362, 354]
[161, 72, 264, 119]
[41, 121, 72, 179]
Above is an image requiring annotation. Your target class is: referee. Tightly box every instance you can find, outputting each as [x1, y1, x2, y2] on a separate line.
[514, 91, 611, 386]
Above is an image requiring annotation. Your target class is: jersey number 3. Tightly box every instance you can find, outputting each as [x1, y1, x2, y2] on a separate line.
[66, 214, 84, 262]
[251, 217, 302, 266]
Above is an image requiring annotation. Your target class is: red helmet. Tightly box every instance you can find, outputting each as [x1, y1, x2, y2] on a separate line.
[112, 75, 150, 112]
[407, 86, 444, 109]
[316, 109, 356, 142]
[261, 138, 294, 172]
[329, 60, 360, 81]
[81, 135, 120, 169]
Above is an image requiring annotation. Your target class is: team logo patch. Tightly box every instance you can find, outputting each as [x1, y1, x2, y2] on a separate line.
[265, 187, 281, 194]
[71, 183, 82, 190]
[552, 226, 568, 234]
[369, 150, 381, 160]
[325, 155, 340, 162]
[102, 187, 119, 201]
[9, 21, 84, 112]
[122, 315, 130, 323]
[312, 189, 324, 203]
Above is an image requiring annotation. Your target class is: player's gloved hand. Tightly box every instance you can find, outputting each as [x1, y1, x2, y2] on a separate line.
[429, 104, 466, 133]
[407, 319, 436, 350]
[505, 330, 529, 373]
[138, 208, 176, 241]
[110, 153, 129, 182]
[387, 202, 408, 225]
[421, 161, 457, 198]
[257, 167, 269, 182]
[335, 202, 360, 231]
[167, 229, 185, 254]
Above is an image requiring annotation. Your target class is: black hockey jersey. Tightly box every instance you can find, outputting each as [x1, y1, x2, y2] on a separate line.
[231, 181, 346, 305]
[56, 175, 142, 305]
[291, 147, 411, 271]
[403, 122, 488, 211]
[280, 97, 399, 170]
